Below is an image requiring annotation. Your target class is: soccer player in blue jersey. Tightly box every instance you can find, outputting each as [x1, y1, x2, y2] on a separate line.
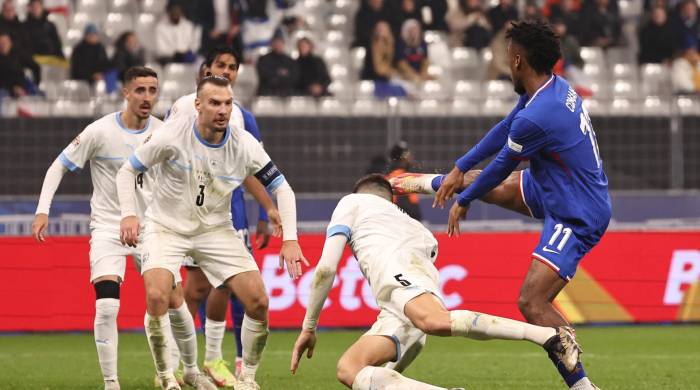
[392, 20, 610, 390]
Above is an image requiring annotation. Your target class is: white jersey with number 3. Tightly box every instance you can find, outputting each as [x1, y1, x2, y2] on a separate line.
[128, 115, 281, 236]
[326, 193, 439, 291]
[58, 112, 162, 230]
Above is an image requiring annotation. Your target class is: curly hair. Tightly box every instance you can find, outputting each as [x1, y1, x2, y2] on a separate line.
[506, 19, 561, 75]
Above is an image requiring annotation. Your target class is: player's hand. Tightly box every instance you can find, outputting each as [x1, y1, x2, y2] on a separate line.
[290, 328, 317, 374]
[32, 213, 49, 242]
[255, 220, 271, 249]
[120, 216, 140, 247]
[447, 202, 469, 237]
[434, 166, 464, 209]
[266, 208, 283, 238]
[280, 240, 309, 279]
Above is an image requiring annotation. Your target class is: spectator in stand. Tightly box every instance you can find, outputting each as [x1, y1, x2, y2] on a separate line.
[423, 0, 449, 31]
[578, 0, 622, 48]
[671, 39, 700, 94]
[552, 18, 590, 96]
[0, 0, 25, 52]
[486, 21, 511, 80]
[487, 0, 518, 34]
[548, 0, 581, 41]
[22, 0, 62, 58]
[396, 19, 431, 83]
[638, 5, 676, 63]
[446, 0, 493, 49]
[295, 37, 331, 97]
[386, 141, 422, 221]
[155, 0, 200, 65]
[256, 32, 299, 96]
[69, 24, 109, 85]
[672, 0, 700, 51]
[111, 32, 145, 83]
[395, 0, 423, 31]
[361, 20, 396, 81]
[353, 0, 394, 48]
[0, 31, 40, 96]
[197, 0, 243, 60]
[523, 1, 542, 20]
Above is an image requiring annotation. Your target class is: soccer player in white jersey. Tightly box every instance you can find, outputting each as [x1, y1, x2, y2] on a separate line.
[290, 174, 582, 390]
[166, 47, 274, 386]
[117, 76, 307, 390]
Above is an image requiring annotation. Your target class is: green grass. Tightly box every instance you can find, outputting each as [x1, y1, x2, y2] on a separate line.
[1, 326, 699, 389]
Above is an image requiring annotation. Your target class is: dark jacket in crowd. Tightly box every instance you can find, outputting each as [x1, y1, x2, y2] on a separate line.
[256, 51, 299, 96]
[353, 1, 395, 48]
[0, 46, 40, 95]
[112, 46, 145, 83]
[70, 40, 109, 84]
[487, 3, 518, 33]
[0, 14, 26, 51]
[638, 19, 677, 63]
[22, 11, 63, 57]
[578, 0, 622, 46]
[296, 54, 331, 96]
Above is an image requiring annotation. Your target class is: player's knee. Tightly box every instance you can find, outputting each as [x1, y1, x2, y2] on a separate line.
[245, 293, 269, 320]
[335, 359, 359, 387]
[414, 316, 446, 336]
[517, 293, 545, 321]
[146, 286, 169, 309]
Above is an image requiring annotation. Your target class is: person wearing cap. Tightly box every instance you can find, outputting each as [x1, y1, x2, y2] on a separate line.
[70, 23, 109, 85]
[256, 30, 299, 97]
[385, 142, 423, 221]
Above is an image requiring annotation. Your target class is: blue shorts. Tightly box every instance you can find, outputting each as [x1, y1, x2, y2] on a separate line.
[520, 169, 607, 281]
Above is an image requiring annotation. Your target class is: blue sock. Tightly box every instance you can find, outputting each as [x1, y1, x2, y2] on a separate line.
[431, 175, 445, 191]
[548, 352, 587, 387]
[230, 295, 245, 358]
[198, 298, 207, 332]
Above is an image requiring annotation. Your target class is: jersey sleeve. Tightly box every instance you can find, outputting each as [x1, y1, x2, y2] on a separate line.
[128, 129, 174, 172]
[58, 125, 101, 171]
[506, 116, 548, 159]
[245, 133, 285, 192]
[326, 196, 358, 240]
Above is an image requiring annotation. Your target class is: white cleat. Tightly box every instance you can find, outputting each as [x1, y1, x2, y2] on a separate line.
[183, 371, 218, 390]
[104, 379, 120, 390]
[158, 375, 181, 390]
[389, 173, 438, 195]
[234, 377, 261, 390]
[543, 326, 582, 372]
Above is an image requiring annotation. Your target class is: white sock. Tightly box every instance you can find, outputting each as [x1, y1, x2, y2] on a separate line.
[165, 326, 181, 372]
[204, 318, 226, 362]
[94, 298, 120, 381]
[144, 313, 172, 377]
[571, 377, 594, 390]
[352, 366, 446, 390]
[240, 315, 269, 381]
[450, 310, 556, 345]
[169, 303, 199, 376]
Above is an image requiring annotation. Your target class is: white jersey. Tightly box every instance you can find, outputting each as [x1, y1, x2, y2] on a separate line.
[129, 115, 282, 236]
[59, 112, 162, 230]
[326, 193, 439, 284]
[165, 92, 245, 130]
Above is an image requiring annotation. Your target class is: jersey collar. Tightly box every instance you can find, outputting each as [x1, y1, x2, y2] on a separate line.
[115, 111, 150, 134]
[524, 75, 555, 108]
[192, 121, 231, 148]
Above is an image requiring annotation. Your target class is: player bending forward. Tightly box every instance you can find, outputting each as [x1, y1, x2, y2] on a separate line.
[291, 174, 581, 390]
[117, 76, 306, 390]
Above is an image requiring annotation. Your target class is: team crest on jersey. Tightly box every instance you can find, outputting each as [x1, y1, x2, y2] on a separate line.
[143, 134, 153, 144]
[195, 169, 212, 184]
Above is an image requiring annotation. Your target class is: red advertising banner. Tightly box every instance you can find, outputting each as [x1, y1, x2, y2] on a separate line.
[1, 232, 699, 331]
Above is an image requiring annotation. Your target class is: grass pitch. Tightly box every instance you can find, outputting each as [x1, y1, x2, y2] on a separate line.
[0, 325, 698, 389]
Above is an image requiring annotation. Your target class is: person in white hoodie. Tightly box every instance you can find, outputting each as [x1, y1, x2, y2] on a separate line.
[672, 39, 700, 95]
[155, 0, 201, 65]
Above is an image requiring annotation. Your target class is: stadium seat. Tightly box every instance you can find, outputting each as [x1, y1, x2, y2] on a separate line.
[110, 0, 137, 12]
[330, 64, 350, 82]
[318, 98, 350, 116]
[69, 12, 91, 34]
[104, 13, 135, 42]
[13, 96, 52, 117]
[352, 99, 388, 116]
[333, 0, 359, 16]
[642, 96, 671, 116]
[98, 99, 125, 116]
[481, 98, 512, 116]
[420, 80, 449, 100]
[354, 80, 375, 100]
[641, 64, 672, 96]
[141, 0, 166, 13]
[610, 98, 636, 115]
[235, 64, 259, 96]
[40, 65, 68, 86]
[450, 47, 480, 80]
[135, 13, 157, 51]
[484, 80, 514, 99]
[164, 63, 198, 87]
[160, 80, 187, 100]
[427, 64, 444, 80]
[251, 97, 286, 116]
[676, 96, 700, 115]
[58, 80, 92, 101]
[53, 100, 95, 117]
[612, 80, 638, 99]
[424, 31, 448, 45]
[350, 47, 366, 72]
[328, 80, 352, 100]
[328, 14, 349, 32]
[287, 97, 318, 116]
[76, 0, 107, 14]
[153, 98, 173, 117]
[450, 98, 479, 115]
[607, 47, 635, 65]
[453, 80, 482, 100]
[322, 46, 348, 67]
[619, 0, 643, 19]
[326, 30, 347, 47]
[397, 99, 417, 115]
[580, 47, 605, 66]
[589, 81, 611, 99]
[583, 63, 605, 81]
[416, 99, 449, 116]
[582, 98, 608, 116]
[612, 63, 637, 81]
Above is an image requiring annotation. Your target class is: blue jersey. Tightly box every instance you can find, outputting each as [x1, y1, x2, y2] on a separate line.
[231, 104, 268, 231]
[456, 75, 611, 233]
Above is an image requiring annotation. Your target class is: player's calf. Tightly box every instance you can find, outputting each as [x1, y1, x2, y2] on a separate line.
[93, 278, 121, 385]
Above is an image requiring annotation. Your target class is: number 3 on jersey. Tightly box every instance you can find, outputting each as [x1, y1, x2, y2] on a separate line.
[579, 106, 601, 168]
[196, 184, 205, 206]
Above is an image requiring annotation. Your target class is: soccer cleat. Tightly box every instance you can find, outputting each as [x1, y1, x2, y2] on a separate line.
[234, 377, 260, 390]
[154, 369, 184, 388]
[543, 326, 582, 372]
[104, 379, 120, 390]
[183, 371, 219, 390]
[157, 375, 181, 390]
[389, 173, 438, 195]
[204, 358, 237, 387]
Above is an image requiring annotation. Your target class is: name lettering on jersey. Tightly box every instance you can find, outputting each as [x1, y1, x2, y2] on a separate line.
[507, 137, 523, 153]
[565, 87, 577, 112]
[195, 169, 213, 184]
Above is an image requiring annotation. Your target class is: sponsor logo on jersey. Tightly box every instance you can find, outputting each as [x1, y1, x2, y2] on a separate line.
[507, 137, 523, 153]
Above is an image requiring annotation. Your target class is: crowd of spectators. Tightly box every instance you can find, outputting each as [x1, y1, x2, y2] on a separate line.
[1, 0, 700, 100]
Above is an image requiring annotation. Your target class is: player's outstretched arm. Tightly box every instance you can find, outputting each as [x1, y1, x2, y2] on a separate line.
[33, 159, 69, 242]
[270, 180, 309, 278]
[242, 176, 279, 247]
[290, 234, 346, 374]
[116, 163, 141, 247]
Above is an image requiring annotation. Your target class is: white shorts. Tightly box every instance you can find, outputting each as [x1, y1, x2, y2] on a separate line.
[141, 222, 259, 287]
[364, 309, 427, 368]
[182, 228, 252, 268]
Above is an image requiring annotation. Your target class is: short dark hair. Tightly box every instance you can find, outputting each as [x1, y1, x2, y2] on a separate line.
[124, 66, 158, 83]
[353, 174, 393, 196]
[204, 46, 240, 70]
[196, 75, 231, 95]
[506, 19, 561, 75]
